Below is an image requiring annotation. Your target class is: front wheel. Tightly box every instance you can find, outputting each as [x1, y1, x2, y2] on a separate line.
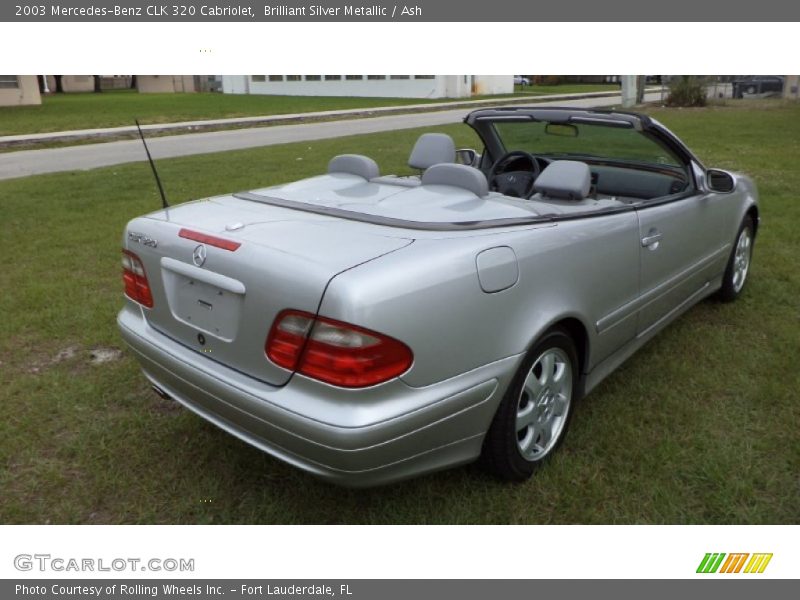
[717, 215, 755, 302]
[482, 328, 579, 481]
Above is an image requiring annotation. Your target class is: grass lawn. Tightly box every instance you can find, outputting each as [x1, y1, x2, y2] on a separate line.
[1, 102, 797, 524]
[0, 84, 620, 137]
[511, 83, 619, 95]
[0, 90, 440, 137]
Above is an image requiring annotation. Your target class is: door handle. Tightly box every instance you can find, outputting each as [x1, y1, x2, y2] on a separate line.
[641, 231, 663, 248]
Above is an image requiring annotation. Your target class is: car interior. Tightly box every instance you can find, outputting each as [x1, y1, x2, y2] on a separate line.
[326, 131, 692, 216]
[369, 133, 457, 187]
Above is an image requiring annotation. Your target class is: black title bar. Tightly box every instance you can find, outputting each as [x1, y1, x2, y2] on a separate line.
[4, 579, 798, 600]
[5, 0, 800, 21]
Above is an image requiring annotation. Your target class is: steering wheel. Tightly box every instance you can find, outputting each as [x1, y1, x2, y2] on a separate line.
[487, 151, 541, 198]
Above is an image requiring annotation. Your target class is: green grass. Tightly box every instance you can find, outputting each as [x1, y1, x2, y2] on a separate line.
[511, 83, 619, 95]
[0, 90, 439, 136]
[0, 84, 620, 137]
[1, 102, 798, 524]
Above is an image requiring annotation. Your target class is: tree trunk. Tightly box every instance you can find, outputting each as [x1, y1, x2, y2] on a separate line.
[94, 76, 103, 93]
[636, 75, 646, 103]
[54, 75, 63, 93]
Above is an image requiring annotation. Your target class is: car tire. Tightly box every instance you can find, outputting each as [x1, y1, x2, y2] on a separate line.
[746, 85, 757, 95]
[717, 215, 755, 302]
[481, 327, 579, 481]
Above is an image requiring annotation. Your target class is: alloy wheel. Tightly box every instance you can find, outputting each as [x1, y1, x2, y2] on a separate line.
[515, 347, 573, 461]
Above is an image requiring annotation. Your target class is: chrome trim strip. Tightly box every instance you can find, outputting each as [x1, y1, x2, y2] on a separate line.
[596, 244, 728, 334]
[161, 257, 246, 294]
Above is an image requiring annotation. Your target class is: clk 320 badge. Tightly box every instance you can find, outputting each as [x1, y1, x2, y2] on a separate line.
[127, 231, 158, 248]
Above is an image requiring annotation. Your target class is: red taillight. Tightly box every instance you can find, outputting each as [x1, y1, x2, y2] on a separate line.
[266, 310, 413, 388]
[178, 228, 241, 251]
[122, 249, 154, 308]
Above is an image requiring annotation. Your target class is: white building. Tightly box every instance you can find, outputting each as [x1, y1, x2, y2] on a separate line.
[0, 75, 41, 106]
[221, 75, 513, 99]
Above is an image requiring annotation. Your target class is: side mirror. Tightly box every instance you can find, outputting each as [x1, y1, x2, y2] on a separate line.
[456, 148, 478, 167]
[706, 169, 735, 193]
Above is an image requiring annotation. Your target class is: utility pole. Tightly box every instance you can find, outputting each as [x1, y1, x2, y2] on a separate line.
[621, 75, 637, 108]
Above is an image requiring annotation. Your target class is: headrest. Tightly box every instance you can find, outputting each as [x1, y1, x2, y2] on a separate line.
[408, 133, 456, 170]
[533, 160, 592, 200]
[421, 163, 489, 197]
[328, 154, 380, 180]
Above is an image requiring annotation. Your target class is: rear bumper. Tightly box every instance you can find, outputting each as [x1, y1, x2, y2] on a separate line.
[117, 306, 519, 487]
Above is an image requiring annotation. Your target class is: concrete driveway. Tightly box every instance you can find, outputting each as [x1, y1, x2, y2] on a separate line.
[0, 92, 663, 181]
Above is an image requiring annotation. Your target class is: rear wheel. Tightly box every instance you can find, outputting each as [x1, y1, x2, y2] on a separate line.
[482, 328, 579, 481]
[717, 215, 754, 302]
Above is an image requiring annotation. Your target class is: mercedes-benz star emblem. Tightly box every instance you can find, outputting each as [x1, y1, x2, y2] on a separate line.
[192, 244, 207, 267]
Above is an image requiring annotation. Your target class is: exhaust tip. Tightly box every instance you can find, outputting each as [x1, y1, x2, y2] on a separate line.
[151, 384, 172, 400]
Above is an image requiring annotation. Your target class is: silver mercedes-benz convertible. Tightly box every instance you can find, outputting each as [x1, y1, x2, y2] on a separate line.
[117, 107, 759, 487]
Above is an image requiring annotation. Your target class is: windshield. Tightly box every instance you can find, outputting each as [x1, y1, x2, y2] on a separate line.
[493, 120, 684, 168]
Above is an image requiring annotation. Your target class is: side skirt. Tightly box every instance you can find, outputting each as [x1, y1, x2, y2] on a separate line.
[583, 274, 723, 396]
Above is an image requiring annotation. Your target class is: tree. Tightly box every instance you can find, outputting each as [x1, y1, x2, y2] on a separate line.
[636, 75, 646, 103]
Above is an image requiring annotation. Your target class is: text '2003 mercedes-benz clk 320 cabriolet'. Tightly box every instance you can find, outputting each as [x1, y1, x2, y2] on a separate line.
[118, 107, 759, 486]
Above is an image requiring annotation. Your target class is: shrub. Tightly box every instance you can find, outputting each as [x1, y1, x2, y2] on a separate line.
[666, 76, 707, 107]
[542, 75, 564, 86]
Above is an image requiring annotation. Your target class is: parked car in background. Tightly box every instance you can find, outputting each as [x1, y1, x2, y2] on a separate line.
[514, 75, 531, 86]
[732, 75, 784, 98]
[118, 107, 759, 487]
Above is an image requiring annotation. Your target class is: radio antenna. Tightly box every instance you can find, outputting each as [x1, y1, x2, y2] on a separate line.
[135, 119, 169, 209]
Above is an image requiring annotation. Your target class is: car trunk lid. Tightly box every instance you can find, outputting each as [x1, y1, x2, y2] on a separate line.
[124, 195, 412, 386]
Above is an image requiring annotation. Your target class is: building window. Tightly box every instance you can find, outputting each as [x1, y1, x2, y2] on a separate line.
[325, 75, 342, 81]
[304, 75, 321, 81]
[286, 75, 301, 81]
[345, 75, 363, 81]
[268, 75, 283, 82]
[390, 75, 410, 80]
[0, 75, 19, 89]
[251, 75, 266, 82]
[367, 75, 386, 80]
[414, 75, 435, 80]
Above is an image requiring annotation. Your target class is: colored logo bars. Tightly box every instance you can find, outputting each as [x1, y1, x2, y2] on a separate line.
[696, 553, 773, 574]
